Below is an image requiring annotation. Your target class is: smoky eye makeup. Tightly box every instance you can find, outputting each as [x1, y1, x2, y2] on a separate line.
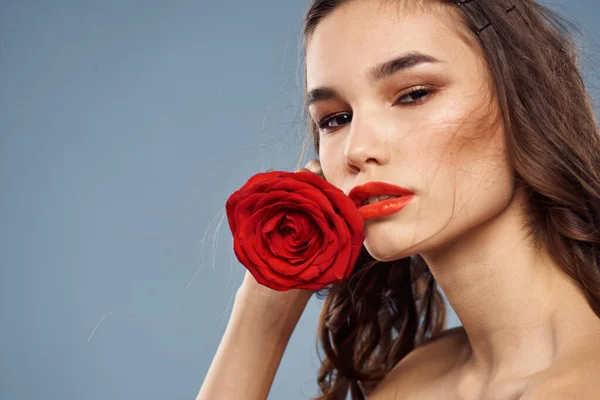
[312, 84, 439, 134]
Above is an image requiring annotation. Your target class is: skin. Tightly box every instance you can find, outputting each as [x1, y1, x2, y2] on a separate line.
[305, 1, 600, 398]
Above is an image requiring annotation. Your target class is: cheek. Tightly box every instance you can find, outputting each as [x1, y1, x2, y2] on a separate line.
[430, 128, 514, 225]
[319, 140, 346, 186]
[404, 112, 512, 225]
[455, 138, 514, 215]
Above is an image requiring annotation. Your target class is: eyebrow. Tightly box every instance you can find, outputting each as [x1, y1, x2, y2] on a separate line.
[305, 51, 444, 108]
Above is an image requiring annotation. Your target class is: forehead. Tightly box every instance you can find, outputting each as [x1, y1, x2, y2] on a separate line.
[305, 1, 474, 86]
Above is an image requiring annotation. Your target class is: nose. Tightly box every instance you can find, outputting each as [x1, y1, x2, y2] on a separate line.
[343, 111, 392, 173]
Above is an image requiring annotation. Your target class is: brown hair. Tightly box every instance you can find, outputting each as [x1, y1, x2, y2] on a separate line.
[296, 0, 600, 399]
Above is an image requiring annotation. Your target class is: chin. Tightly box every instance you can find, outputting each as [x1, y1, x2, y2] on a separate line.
[363, 240, 411, 262]
[362, 217, 419, 262]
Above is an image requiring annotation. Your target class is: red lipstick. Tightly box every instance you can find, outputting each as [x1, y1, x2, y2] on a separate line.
[348, 182, 414, 221]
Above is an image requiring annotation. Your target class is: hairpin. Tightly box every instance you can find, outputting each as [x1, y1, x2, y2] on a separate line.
[456, 0, 518, 36]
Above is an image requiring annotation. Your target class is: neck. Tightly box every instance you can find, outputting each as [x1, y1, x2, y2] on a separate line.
[420, 186, 600, 380]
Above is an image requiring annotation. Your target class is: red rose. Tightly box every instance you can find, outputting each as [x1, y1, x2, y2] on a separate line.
[225, 170, 365, 291]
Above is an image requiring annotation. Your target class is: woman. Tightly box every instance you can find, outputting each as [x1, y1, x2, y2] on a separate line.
[199, 0, 600, 399]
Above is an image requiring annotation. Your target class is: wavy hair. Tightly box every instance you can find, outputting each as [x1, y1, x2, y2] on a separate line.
[295, 0, 600, 399]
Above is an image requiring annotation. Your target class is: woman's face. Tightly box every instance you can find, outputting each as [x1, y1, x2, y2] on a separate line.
[305, 1, 515, 261]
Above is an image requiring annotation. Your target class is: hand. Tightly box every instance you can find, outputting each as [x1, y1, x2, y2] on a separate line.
[200, 159, 326, 400]
[297, 158, 323, 176]
[235, 159, 322, 310]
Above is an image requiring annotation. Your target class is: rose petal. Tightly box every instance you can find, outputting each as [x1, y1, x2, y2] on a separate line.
[262, 211, 286, 234]
[244, 210, 325, 279]
[226, 170, 365, 291]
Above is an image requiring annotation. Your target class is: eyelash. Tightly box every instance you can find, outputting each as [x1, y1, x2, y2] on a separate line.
[316, 86, 434, 134]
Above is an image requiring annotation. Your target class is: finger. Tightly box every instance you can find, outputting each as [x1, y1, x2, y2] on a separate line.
[303, 159, 322, 175]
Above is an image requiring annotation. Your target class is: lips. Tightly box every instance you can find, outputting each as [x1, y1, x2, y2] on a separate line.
[348, 181, 414, 209]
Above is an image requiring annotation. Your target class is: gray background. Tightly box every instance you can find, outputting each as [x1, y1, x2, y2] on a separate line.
[1, 1, 599, 399]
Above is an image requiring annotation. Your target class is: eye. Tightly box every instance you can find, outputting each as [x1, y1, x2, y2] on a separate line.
[394, 86, 434, 105]
[315, 86, 435, 134]
[317, 113, 352, 134]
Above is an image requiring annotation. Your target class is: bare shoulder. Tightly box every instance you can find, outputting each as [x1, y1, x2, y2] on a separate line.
[368, 326, 600, 399]
[520, 344, 600, 400]
[368, 326, 469, 399]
